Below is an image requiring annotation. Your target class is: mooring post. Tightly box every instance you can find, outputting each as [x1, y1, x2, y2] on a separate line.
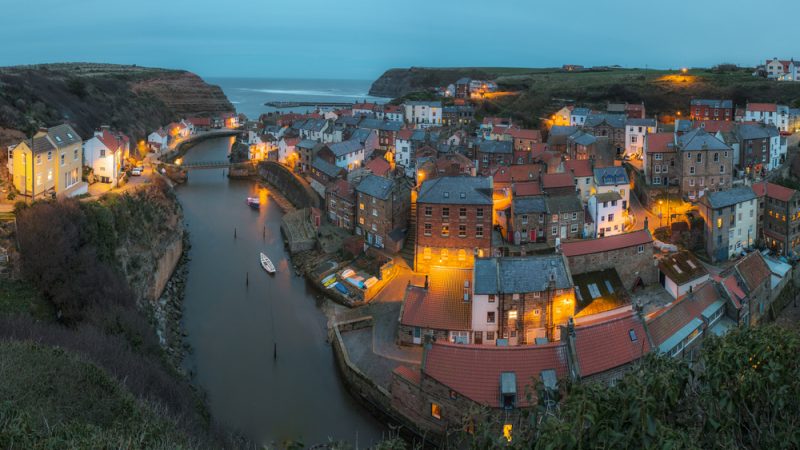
[246, 272, 249, 287]
[263, 226, 266, 239]
[234, 227, 237, 239]
[273, 342, 277, 360]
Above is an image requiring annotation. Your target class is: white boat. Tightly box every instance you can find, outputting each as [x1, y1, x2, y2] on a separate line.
[247, 197, 260, 209]
[260, 252, 276, 274]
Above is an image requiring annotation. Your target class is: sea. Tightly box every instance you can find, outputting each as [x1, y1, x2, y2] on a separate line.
[206, 77, 390, 120]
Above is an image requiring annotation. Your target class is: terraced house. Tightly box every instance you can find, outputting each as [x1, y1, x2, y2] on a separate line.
[8, 124, 85, 199]
[698, 186, 757, 262]
[355, 174, 410, 252]
[415, 177, 493, 273]
[675, 127, 732, 200]
[753, 181, 800, 257]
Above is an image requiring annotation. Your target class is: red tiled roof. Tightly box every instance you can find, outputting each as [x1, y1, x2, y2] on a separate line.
[719, 274, 745, 309]
[396, 129, 413, 140]
[564, 159, 592, 178]
[530, 143, 549, 159]
[495, 164, 540, 184]
[646, 281, 721, 347]
[365, 157, 391, 177]
[328, 179, 354, 200]
[645, 133, 675, 153]
[186, 117, 211, 127]
[353, 102, 377, 111]
[505, 128, 542, 141]
[514, 181, 542, 197]
[693, 120, 735, 133]
[96, 129, 128, 153]
[541, 172, 574, 189]
[751, 181, 795, 202]
[561, 230, 652, 257]
[393, 365, 421, 385]
[747, 103, 777, 112]
[735, 252, 771, 293]
[573, 309, 650, 377]
[401, 268, 472, 331]
[382, 104, 402, 113]
[424, 342, 569, 407]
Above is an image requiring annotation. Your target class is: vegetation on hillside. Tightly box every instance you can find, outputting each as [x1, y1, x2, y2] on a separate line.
[451, 325, 800, 449]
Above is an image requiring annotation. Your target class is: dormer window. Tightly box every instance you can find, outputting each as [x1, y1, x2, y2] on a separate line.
[500, 372, 517, 410]
[443, 192, 450, 199]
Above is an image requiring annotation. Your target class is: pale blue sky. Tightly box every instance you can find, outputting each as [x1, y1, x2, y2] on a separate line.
[2, 0, 797, 79]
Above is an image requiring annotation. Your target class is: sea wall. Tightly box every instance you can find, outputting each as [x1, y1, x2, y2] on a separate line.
[258, 161, 320, 209]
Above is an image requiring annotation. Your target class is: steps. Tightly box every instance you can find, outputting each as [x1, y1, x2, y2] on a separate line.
[400, 202, 417, 267]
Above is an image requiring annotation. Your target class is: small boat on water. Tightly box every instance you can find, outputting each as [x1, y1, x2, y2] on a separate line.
[260, 252, 276, 274]
[247, 197, 260, 209]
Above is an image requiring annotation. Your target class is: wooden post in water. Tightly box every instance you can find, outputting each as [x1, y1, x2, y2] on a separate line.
[263, 226, 266, 240]
[246, 272, 249, 287]
[273, 342, 277, 360]
[234, 227, 237, 239]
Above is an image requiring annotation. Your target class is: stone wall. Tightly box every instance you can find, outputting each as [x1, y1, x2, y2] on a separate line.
[149, 233, 184, 302]
[258, 161, 321, 210]
[565, 242, 658, 289]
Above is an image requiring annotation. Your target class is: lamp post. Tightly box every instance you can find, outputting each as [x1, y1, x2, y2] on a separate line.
[659, 200, 663, 228]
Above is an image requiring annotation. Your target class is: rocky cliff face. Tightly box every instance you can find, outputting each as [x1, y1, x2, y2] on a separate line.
[0, 63, 234, 148]
[368, 67, 495, 97]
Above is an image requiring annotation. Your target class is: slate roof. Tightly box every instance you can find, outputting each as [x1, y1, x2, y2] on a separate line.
[594, 191, 622, 203]
[584, 113, 626, 129]
[296, 139, 318, 150]
[355, 174, 394, 201]
[417, 176, 493, 205]
[27, 135, 55, 153]
[349, 128, 374, 144]
[702, 186, 756, 209]
[296, 118, 328, 132]
[423, 341, 569, 407]
[626, 118, 656, 127]
[478, 140, 513, 154]
[549, 125, 580, 137]
[474, 255, 572, 295]
[513, 196, 548, 214]
[571, 107, 591, 116]
[594, 166, 629, 186]
[311, 157, 343, 178]
[570, 131, 597, 146]
[676, 128, 730, 152]
[400, 267, 472, 331]
[691, 99, 733, 108]
[47, 124, 81, 148]
[735, 123, 779, 140]
[572, 308, 651, 377]
[541, 172, 575, 189]
[659, 251, 709, 285]
[561, 230, 652, 257]
[405, 101, 442, 107]
[328, 140, 364, 157]
[546, 194, 583, 214]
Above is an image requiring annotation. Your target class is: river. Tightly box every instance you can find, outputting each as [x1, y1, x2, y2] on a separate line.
[177, 137, 386, 446]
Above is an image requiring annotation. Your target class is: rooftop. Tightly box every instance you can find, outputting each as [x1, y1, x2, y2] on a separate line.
[702, 186, 756, 209]
[572, 308, 650, 377]
[646, 281, 722, 352]
[417, 176, 493, 205]
[401, 267, 473, 331]
[658, 251, 709, 286]
[751, 181, 796, 202]
[594, 166, 629, 186]
[546, 194, 583, 214]
[513, 196, 547, 214]
[473, 255, 572, 295]
[561, 230, 652, 257]
[355, 174, 394, 201]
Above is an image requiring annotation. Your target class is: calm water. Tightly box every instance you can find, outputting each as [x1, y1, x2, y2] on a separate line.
[178, 137, 385, 446]
[206, 77, 389, 119]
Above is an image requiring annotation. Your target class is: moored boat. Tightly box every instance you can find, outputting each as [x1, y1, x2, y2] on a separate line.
[260, 252, 275, 274]
[247, 197, 260, 209]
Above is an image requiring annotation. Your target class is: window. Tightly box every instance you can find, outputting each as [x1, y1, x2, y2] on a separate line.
[720, 165, 725, 174]
[571, 224, 579, 233]
[608, 213, 614, 222]
[637, 245, 644, 253]
[359, 217, 364, 225]
[687, 153, 691, 159]
[431, 403, 442, 420]
[442, 207, 449, 219]
[655, 165, 661, 173]
[36, 154, 42, 165]
[477, 208, 484, 219]
[654, 153, 663, 160]
[371, 223, 377, 232]
[424, 206, 432, 217]
[653, 176, 662, 185]
[488, 294, 496, 303]
[486, 331, 495, 341]
[476, 225, 484, 238]
[459, 224, 466, 237]
[441, 225, 450, 237]
[521, 214, 528, 224]
[552, 226, 557, 235]
[100, 149, 106, 158]
[47, 151, 52, 161]
[713, 152, 719, 162]
[359, 203, 365, 210]
[629, 329, 638, 342]
[60, 154, 65, 166]
[717, 217, 723, 228]
[572, 212, 577, 220]
[459, 207, 467, 219]
[424, 223, 432, 236]
[487, 312, 496, 323]
[696, 153, 702, 163]
[372, 208, 378, 217]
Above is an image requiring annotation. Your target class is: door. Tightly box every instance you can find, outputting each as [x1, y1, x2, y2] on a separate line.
[474, 331, 483, 345]
[560, 225, 567, 239]
[413, 327, 421, 345]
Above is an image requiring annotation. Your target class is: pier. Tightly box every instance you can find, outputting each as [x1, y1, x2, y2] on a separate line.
[264, 101, 354, 109]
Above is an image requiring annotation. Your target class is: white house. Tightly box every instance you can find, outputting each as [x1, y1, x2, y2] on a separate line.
[744, 103, 790, 132]
[765, 58, 799, 81]
[593, 166, 630, 210]
[147, 128, 168, 154]
[403, 101, 442, 128]
[624, 118, 657, 158]
[588, 191, 626, 237]
[296, 118, 330, 141]
[278, 137, 299, 168]
[83, 127, 129, 186]
[323, 140, 366, 171]
[395, 129, 414, 177]
[570, 107, 591, 127]
[658, 252, 710, 300]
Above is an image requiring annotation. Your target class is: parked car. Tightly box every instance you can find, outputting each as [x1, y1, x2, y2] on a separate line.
[131, 168, 142, 176]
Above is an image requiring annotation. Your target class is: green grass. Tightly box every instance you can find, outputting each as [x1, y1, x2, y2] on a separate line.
[0, 340, 193, 449]
[0, 278, 52, 319]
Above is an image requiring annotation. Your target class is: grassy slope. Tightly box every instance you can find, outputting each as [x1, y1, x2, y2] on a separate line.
[0, 340, 192, 449]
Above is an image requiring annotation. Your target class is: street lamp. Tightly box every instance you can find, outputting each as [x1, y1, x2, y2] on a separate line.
[659, 200, 664, 228]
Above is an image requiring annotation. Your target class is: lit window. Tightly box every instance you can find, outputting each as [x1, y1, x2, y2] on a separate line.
[431, 403, 441, 420]
[359, 203, 365, 210]
[508, 310, 518, 320]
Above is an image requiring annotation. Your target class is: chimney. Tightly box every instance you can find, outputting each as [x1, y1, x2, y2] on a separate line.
[424, 275, 429, 290]
[644, 216, 649, 230]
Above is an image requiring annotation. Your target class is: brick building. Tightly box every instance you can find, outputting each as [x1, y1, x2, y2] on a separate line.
[475, 140, 513, 176]
[355, 174, 410, 251]
[697, 186, 757, 262]
[753, 181, 800, 256]
[398, 267, 473, 345]
[415, 177, 493, 273]
[560, 230, 656, 290]
[472, 255, 574, 344]
[325, 179, 356, 232]
[675, 127, 733, 200]
[583, 113, 626, 155]
[509, 196, 548, 244]
[545, 194, 585, 244]
[502, 128, 543, 152]
[690, 99, 733, 121]
[643, 132, 677, 187]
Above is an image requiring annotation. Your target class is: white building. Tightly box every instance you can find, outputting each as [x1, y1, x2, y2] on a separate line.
[570, 107, 591, 127]
[765, 58, 799, 81]
[588, 191, 626, 237]
[593, 166, 630, 209]
[658, 252, 710, 300]
[744, 103, 790, 132]
[278, 138, 299, 167]
[147, 128, 168, 154]
[395, 130, 414, 177]
[624, 118, 657, 158]
[83, 127, 130, 186]
[325, 140, 366, 171]
[403, 101, 442, 128]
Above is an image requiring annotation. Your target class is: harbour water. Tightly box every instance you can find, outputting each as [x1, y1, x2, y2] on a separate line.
[177, 137, 386, 446]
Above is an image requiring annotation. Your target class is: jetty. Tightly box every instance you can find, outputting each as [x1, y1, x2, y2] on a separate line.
[264, 101, 354, 109]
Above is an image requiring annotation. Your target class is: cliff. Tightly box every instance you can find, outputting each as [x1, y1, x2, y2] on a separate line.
[369, 67, 500, 97]
[0, 63, 234, 148]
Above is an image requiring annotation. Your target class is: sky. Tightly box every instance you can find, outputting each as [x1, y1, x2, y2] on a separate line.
[2, 0, 798, 80]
